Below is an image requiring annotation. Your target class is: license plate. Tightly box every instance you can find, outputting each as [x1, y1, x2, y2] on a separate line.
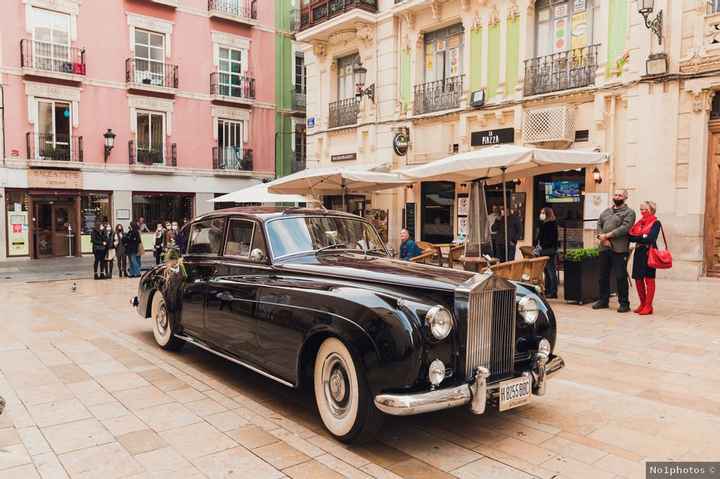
[498, 376, 531, 412]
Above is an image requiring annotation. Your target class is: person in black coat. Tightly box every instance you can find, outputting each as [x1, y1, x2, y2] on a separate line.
[493, 208, 522, 262]
[90, 222, 107, 280]
[537, 207, 559, 298]
[124, 223, 142, 278]
[628, 201, 661, 315]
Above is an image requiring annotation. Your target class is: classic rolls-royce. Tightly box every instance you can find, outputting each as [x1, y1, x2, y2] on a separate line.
[134, 207, 564, 443]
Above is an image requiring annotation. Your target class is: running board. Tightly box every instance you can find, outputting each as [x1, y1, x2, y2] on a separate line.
[173, 334, 295, 388]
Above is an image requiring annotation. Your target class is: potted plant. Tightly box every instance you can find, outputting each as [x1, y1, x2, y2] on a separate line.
[563, 247, 602, 304]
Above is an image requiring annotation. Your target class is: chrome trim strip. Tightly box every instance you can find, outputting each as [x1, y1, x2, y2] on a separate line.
[174, 334, 295, 388]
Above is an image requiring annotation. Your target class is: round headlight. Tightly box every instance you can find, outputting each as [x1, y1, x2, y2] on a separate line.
[518, 296, 540, 324]
[425, 306, 454, 340]
[538, 338, 551, 357]
[428, 359, 445, 386]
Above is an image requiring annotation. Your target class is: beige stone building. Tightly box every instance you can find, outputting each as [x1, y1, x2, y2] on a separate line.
[295, 0, 720, 279]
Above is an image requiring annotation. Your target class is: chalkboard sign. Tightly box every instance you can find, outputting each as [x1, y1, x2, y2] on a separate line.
[404, 203, 416, 239]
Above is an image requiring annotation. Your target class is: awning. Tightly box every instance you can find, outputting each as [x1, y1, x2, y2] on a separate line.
[267, 163, 411, 195]
[209, 182, 308, 204]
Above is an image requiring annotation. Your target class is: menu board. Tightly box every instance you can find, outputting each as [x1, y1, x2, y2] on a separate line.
[404, 203, 416, 239]
[8, 211, 29, 256]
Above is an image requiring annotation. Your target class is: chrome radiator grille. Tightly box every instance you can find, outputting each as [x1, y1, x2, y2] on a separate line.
[465, 283, 516, 380]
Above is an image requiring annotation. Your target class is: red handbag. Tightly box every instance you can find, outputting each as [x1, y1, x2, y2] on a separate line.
[648, 225, 672, 269]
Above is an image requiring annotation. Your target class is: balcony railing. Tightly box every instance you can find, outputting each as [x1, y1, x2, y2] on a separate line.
[328, 98, 359, 128]
[213, 146, 253, 171]
[413, 75, 464, 115]
[523, 45, 599, 97]
[292, 87, 306, 110]
[210, 72, 256, 100]
[26, 133, 83, 162]
[300, 0, 377, 31]
[208, 0, 257, 20]
[126, 58, 179, 89]
[20, 39, 86, 76]
[129, 140, 177, 166]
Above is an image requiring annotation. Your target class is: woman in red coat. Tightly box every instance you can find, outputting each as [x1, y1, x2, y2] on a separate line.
[628, 201, 661, 315]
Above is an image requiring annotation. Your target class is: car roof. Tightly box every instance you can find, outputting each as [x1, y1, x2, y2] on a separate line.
[192, 206, 361, 223]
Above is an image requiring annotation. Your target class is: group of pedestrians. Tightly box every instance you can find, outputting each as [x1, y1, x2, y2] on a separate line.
[152, 221, 180, 266]
[90, 217, 145, 279]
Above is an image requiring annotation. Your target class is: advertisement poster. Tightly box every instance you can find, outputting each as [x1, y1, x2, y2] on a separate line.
[584, 193, 609, 230]
[574, 0, 586, 12]
[458, 217, 469, 238]
[554, 4, 568, 17]
[425, 43, 434, 72]
[8, 211, 29, 256]
[448, 47, 459, 76]
[571, 12, 588, 49]
[457, 194, 469, 216]
[554, 18, 567, 52]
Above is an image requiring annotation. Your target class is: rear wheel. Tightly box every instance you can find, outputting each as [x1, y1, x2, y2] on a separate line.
[151, 292, 184, 351]
[313, 338, 382, 443]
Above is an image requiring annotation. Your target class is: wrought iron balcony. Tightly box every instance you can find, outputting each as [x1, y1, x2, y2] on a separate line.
[20, 39, 86, 77]
[26, 133, 83, 162]
[413, 75, 464, 115]
[292, 87, 306, 111]
[523, 45, 599, 97]
[208, 0, 257, 22]
[126, 58, 179, 89]
[328, 98, 359, 128]
[129, 140, 177, 166]
[210, 72, 256, 101]
[213, 146, 253, 171]
[299, 0, 377, 31]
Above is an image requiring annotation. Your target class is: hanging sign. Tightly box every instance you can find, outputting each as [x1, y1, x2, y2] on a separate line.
[331, 153, 357, 162]
[471, 128, 515, 147]
[393, 131, 410, 156]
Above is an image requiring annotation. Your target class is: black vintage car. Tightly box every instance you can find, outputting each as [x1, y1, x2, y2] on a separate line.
[134, 207, 564, 443]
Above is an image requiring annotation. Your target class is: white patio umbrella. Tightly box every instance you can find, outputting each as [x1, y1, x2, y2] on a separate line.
[210, 182, 308, 204]
[400, 145, 609, 260]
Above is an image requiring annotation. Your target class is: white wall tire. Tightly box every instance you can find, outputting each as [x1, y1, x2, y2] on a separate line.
[151, 292, 183, 351]
[313, 338, 382, 443]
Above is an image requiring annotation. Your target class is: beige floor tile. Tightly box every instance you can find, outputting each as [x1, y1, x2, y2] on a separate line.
[359, 463, 405, 479]
[159, 422, 236, 459]
[191, 446, 284, 479]
[0, 444, 31, 471]
[540, 435, 608, 464]
[593, 454, 643, 479]
[113, 386, 172, 411]
[48, 364, 91, 385]
[314, 454, 374, 479]
[204, 410, 249, 432]
[253, 441, 310, 470]
[15, 383, 75, 407]
[494, 437, 555, 465]
[66, 381, 115, 407]
[184, 398, 227, 417]
[95, 373, 150, 393]
[27, 399, 92, 428]
[0, 464, 40, 479]
[284, 460, 344, 479]
[58, 442, 143, 479]
[87, 402, 129, 421]
[542, 455, 617, 479]
[100, 414, 147, 437]
[588, 424, 688, 459]
[152, 378, 188, 392]
[165, 388, 206, 404]
[226, 425, 280, 449]
[269, 430, 324, 458]
[117, 429, 167, 456]
[133, 403, 201, 432]
[17, 427, 51, 455]
[32, 451, 69, 479]
[0, 429, 21, 448]
[41, 418, 114, 455]
[134, 446, 191, 472]
[381, 428, 482, 472]
[452, 457, 536, 479]
[77, 360, 129, 378]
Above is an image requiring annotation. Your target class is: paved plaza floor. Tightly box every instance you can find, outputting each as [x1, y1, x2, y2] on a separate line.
[0, 274, 719, 479]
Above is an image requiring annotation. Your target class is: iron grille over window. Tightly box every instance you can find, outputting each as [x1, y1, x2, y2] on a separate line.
[210, 72, 255, 99]
[413, 75, 464, 115]
[299, 0, 377, 31]
[129, 140, 176, 166]
[208, 0, 257, 19]
[126, 58, 179, 89]
[26, 132, 83, 162]
[20, 39, 86, 75]
[328, 98, 359, 128]
[213, 146, 253, 171]
[523, 45, 599, 97]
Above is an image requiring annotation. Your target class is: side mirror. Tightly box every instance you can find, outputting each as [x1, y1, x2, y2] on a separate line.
[250, 248, 266, 264]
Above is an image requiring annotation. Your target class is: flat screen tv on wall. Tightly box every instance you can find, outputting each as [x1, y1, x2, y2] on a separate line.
[545, 181, 581, 203]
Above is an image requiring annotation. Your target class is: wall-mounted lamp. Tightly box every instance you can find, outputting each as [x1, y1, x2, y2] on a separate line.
[592, 167, 603, 184]
[353, 60, 375, 103]
[638, 0, 663, 45]
[103, 128, 116, 162]
[512, 178, 521, 186]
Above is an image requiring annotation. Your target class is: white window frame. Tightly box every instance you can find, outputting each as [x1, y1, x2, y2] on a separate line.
[337, 53, 358, 101]
[211, 106, 249, 144]
[133, 28, 167, 86]
[24, 0, 79, 41]
[30, 7, 72, 72]
[35, 99, 72, 160]
[135, 110, 167, 164]
[127, 13, 173, 57]
[25, 82, 81, 130]
[534, 0, 593, 57]
[217, 46, 249, 98]
[217, 119, 245, 167]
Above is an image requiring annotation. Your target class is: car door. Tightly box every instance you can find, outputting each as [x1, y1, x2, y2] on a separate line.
[205, 218, 269, 363]
[180, 217, 226, 338]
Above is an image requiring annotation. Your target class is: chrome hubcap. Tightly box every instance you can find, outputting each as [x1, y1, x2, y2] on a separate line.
[322, 353, 350, 419]
[156, 304, 168, 335]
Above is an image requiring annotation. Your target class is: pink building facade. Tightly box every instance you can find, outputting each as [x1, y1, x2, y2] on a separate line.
[0, 0, 276, 259]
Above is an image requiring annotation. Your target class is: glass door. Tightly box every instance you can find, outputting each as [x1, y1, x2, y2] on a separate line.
[218, 47, 248, 98]
[31, 7, 71, 72]
[134, 29, 165, 86]
[52, 204, 72, 257]
[36, 100, 71, 160]
[35, 202, 53, 257]
[136, 111, 165, 164]
[218, 119, 244, 168]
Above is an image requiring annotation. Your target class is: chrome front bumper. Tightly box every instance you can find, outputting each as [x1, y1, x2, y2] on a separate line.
[374, 354, 564, 416]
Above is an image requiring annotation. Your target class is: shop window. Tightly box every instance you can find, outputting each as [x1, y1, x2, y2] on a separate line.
[423, 23, 464, 82]
[80, 193, 111, 254]
[535, 0, 592, 57]
[5, 191, 31, 257]
[188, 218, 226, 256]
[421, 181, 455, 244]
[132, 193, 193, 231]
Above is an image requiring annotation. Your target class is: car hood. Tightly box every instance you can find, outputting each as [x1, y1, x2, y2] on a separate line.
[274, 252, 475, 292]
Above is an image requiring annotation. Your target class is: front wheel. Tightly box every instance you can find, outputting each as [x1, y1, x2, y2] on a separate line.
[313, 338, 382, 443]
[151, 292, 184, 351]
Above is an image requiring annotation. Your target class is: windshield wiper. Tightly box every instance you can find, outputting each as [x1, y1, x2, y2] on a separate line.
[316, 243, 348, 254]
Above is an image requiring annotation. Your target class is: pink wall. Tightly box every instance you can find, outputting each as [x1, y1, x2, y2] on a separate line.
[1, 0, 276, 173]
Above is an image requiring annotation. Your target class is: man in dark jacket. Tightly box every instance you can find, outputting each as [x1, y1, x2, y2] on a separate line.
[399, 229, 422, 261]
[494, 209, 522, 262]
[593, 189, 636, 312]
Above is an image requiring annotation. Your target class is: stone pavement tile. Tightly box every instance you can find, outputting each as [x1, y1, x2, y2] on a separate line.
[184, 398, 227, 418]
[17, 427, 51, 455]
[494, 437, 556, 466]
[27, 399, 92, 428]
[32, 451, 69, 479]
[284, 459, 344, 479]
[360, 463, 405, 479]
[541, 456, 617, 479]
[203, 390, 242, 410]
[48, 365, 91, 385]
[540, 436, 608, 465]
[556, 432, 642, 463]
[377, 457, 452, 479]
[268, 429, 324, 458]
[0, 464, 40, 479]
[165, 388, 206, 404]
[100, 414, 147, 437]
[87, 401, 129, 421]
[380, 428, 482, 472]
[593, 454, 643, 479]
[0, 444, 31, 471]
[352, 441, 414, 469]
[159, 422, 236, 460]
[451, 457, 536, 479]
[58, 442, 143, 479]
[115, 355, 153, 370]
[471, 445, 557, 479]
[480, 417, 557, 445]
[0, 429, 21, 448]
[113, 386, 172, 411]
[253, 441, 310, 470]
[204, 410, 249, 433]
[233, 407, 282, 432]
[588, 424, 688, 458]
[226, 425, 280, 449]
[307, 434, 371, 468]
[63, 350, 114, 366]
[134, 446, 191, 473]
[67, 381, 115, 407]
[137, 368, 176, 383]
[15, 383, 75, 407]
[314, 454, 373, 479]
[78, 360, 129, 378]
[152, 377, 188, 392]
[124, 468, 205, 479]
[41, 418, 114, 455]
[95, 372, 150, 393]
[34, 350, 72, 368]
[117, 429, 167, 456]
[191, 446, 284, 479]
[134, 402, 201, 432]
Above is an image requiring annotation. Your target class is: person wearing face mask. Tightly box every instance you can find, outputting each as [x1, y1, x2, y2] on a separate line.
[104, 223, 116, 279]
[153, 224, 165, 266]
[628, 201, 661, 315]
[536, 207, 559, 298]
[164, 221, 178, 252]
[593, 189, 637, 313]
[114, 224, 127, 277]
[90, 222, 107, 280]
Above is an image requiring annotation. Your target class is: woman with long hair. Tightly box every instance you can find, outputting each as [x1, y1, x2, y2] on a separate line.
[537, 206, 559, 298]
[629, 201, 661, 315]
[125, 223, 142, 278]
[114, 224, 127, 277]
[90, 222, 107, 280]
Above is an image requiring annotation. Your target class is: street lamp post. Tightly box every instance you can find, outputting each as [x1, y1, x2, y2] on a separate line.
[103, 128, 116, 162]
[353, 59, 375, 103]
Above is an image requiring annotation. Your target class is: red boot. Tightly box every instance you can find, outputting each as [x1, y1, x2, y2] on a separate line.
[639, 278, 655, 315]
[634, 279, 646, 313]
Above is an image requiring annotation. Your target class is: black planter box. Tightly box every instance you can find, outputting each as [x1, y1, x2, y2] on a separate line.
[563, 256, 602, 304]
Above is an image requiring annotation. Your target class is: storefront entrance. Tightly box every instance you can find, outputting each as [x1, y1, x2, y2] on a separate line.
[33, 199, 78, 258]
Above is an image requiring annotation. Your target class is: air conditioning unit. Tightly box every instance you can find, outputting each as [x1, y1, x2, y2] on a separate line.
[523, 105, 576, 148]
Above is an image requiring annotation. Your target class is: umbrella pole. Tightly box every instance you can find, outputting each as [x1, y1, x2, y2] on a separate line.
[502, 167, 509, 262]
[342, 180, 347, 212]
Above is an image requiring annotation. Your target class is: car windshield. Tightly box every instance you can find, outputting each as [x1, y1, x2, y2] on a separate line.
[266, 216, 387, 258]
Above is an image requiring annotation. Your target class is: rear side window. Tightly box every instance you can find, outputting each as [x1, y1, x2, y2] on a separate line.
[225, 220, 254, 257]
[187, 218, 226, 255]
